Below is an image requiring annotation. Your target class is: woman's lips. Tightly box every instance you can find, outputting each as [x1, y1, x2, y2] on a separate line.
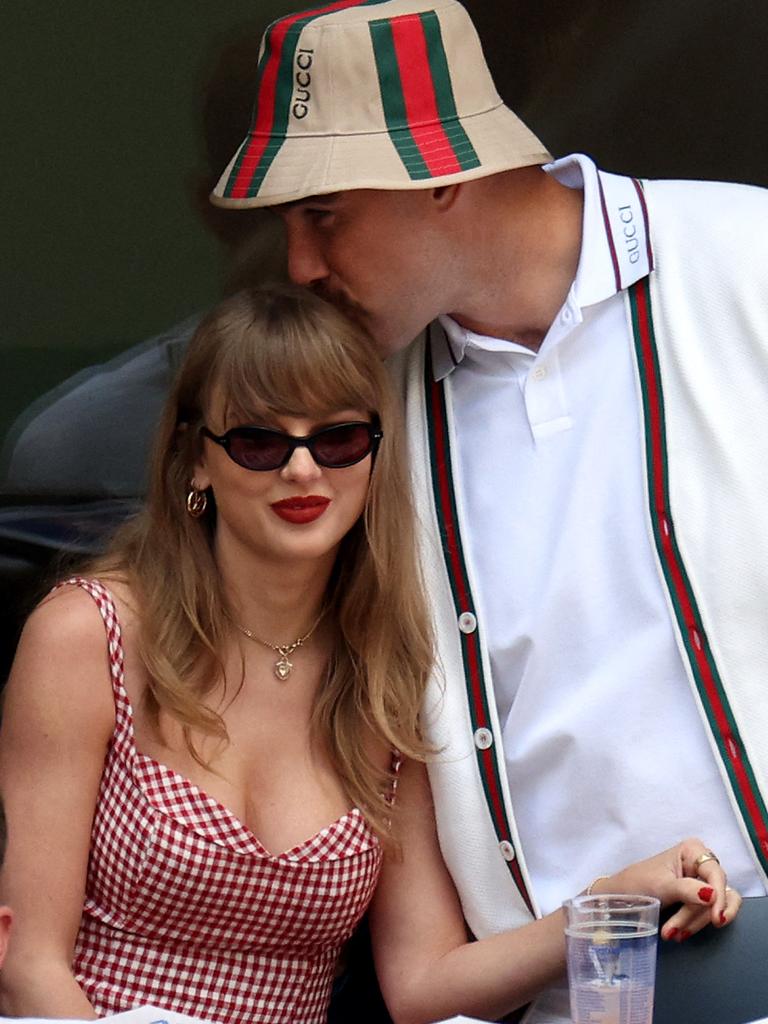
[270, 496, 331, 524]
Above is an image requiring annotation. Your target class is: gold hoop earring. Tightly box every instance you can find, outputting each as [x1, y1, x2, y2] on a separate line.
[186, 486, 208, 518]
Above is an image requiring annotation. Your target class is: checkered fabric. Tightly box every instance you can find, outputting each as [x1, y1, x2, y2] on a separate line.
[62, 578, 386, 1023]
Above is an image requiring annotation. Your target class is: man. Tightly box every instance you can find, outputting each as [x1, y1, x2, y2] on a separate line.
[211, 0, 768, 1016]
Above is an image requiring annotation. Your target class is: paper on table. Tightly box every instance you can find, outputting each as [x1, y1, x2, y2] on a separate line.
[433, 1017, 493, 1023]
[0, 1006, 216, 1024]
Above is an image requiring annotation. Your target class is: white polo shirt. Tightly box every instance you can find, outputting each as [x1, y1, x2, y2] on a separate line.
[434, 153, 764, 916]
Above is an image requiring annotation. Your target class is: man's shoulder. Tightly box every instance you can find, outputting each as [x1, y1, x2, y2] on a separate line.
[640, 176, 768, 283]
[17, 313, 200, 416]
[644, 176, 767, 198]
[644, 176, 768, 237]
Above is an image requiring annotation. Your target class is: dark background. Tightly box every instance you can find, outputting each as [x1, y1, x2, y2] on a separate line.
[2, 0, 766, 445]
[1, 0, 766, 674]
[0, 4, 765, 1013]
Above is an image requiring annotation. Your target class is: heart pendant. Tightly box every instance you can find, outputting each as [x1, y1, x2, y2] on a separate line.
[274, 658, 293, 680]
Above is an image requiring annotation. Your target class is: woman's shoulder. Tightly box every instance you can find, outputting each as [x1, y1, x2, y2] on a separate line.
[31, 574, 138, 642]
[0, 582, 124, 793]
[6, 576, 139, 734]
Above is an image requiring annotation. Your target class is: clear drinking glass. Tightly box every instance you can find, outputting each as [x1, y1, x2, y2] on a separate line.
[563, 893, 660, 1024]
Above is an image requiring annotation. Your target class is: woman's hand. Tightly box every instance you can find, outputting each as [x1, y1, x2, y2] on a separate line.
[593, 838, 742, 942]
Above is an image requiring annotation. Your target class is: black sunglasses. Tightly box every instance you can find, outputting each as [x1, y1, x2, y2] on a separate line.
[201, 420, 382, 471]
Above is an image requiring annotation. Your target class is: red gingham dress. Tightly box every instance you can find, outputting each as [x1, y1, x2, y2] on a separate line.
[65, 578, 387, 1023]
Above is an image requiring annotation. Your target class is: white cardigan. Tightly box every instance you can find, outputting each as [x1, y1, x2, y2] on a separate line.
[389, 173, 768, 940]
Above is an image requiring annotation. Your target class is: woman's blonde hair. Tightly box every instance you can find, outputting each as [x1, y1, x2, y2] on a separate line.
[91, 284, 432, 837]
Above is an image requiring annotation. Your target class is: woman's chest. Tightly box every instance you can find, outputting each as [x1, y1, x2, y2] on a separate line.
[87, 727, 382, 953]
[127, 673, 354, 857]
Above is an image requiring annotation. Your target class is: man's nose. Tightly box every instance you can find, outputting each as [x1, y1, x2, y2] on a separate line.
[285, 225, 330, 287]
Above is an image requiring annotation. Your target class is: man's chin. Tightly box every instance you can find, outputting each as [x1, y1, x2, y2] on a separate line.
[314, 288, 379, 339]
[311, 287, 413, 355]
[314, 285, 364, 319]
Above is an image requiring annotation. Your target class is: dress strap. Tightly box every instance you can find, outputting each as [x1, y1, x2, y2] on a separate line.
[53, 577, 135, 752]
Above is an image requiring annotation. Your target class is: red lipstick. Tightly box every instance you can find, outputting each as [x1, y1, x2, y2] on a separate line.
[270, 495, 330, 524]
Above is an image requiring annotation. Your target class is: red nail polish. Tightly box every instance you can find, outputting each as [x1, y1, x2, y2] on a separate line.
[680, 929, 692, 941]
[666, 927, 679, 939]
[720, 911, 727, 924]
[698, 886, 714, 903]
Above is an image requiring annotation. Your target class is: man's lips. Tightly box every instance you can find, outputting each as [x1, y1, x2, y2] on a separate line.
[270, 496, 331, 524]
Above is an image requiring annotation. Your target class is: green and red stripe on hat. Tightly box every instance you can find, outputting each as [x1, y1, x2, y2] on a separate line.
[222, 0, 393, 201]
[368, 9, 481, 180]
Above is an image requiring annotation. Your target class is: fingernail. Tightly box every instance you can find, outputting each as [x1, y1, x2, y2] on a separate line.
[698, 886, 714, 903]
[666, 927, 679, 939]
[680, 929, 692, 941]
[720, 911, 727, 924]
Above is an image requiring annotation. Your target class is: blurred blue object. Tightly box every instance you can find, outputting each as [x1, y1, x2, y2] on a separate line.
[654, 896, 768, 1024]
[0, 497, 139, 685]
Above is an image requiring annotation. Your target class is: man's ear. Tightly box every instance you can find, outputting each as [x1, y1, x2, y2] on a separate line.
[431, 182, 462, 211]
[0, 906, 13, 969]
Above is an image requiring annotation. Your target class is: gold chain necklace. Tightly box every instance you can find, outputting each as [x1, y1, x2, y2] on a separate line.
[232, 609, 326, 680]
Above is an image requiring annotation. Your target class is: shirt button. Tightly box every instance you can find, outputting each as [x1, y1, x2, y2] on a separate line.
[499, 840, 516, 861]
[561, 307, 573, 323]
[458, 611, 477, 634]
[532, 366, 547, 381]
[474, 727, 493, 750]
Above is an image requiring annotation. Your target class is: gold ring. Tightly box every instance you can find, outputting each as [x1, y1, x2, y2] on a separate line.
[692, 850, 720, 872]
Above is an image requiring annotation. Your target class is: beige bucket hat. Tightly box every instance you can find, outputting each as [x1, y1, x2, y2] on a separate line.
[211, 0, 550, 208]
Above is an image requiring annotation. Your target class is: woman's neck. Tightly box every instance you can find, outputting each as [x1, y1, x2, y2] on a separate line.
[215, 537, 335, 642]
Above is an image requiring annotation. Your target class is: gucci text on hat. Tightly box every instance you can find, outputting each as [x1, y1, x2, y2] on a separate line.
[211, 0, 551, 208]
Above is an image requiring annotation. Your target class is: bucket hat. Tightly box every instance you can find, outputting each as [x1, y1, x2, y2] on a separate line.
[211, 0, 551, 208]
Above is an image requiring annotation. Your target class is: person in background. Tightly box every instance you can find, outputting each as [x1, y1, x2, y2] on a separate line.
[0, 284, 738, 1023]
[209, 1, 768, 1020]
[0, 30, 284, 689]
[0, 30, 279, 507]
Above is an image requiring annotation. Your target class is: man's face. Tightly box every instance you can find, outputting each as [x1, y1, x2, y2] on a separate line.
[274, 188, 450, 356]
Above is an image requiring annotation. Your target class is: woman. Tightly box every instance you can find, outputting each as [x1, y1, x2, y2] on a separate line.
[0, 285, 739, 1023]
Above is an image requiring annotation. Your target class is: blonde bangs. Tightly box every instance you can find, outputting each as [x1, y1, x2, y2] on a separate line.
[200, 289, 384, 429]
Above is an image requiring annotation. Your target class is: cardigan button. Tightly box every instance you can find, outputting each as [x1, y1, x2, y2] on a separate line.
[499, 840, 516, 862]
[458, 611, 477, 634]
[474, 727, 493, 750]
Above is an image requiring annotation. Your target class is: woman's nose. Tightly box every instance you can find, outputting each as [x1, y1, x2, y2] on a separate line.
[280, 443, 323, 481]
